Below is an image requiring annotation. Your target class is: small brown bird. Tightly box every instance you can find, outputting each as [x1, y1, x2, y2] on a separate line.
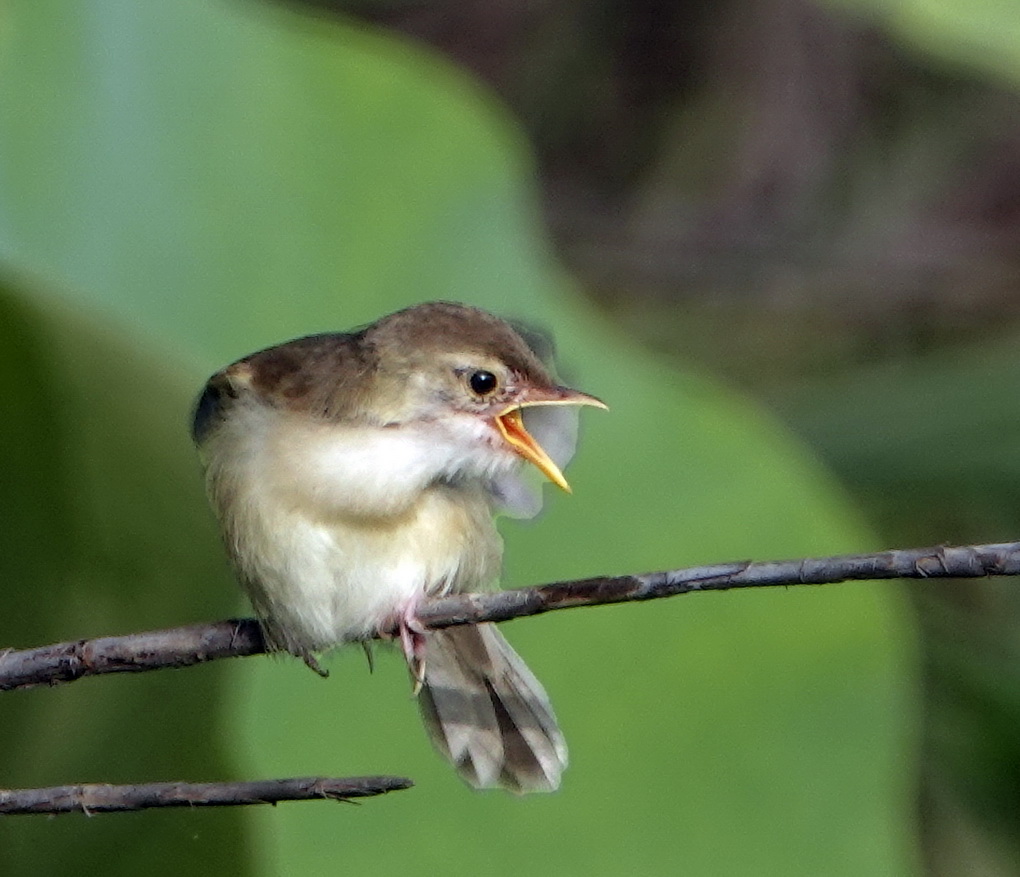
[192, 302, 604, 792]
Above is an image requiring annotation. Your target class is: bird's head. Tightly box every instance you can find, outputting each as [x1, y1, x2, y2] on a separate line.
[362, 302, 606, 492]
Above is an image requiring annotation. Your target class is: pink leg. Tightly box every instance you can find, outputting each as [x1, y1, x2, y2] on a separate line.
[392, 598, 428, 695]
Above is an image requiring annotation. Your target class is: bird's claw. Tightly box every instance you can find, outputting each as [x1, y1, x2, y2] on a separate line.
[301, 652, 329, 678]
[360, 640, 375, 674]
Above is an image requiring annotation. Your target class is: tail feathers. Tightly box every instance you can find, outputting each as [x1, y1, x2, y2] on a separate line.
[418, 624, 567, 793]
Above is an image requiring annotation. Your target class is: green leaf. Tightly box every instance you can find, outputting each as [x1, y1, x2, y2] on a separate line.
[0, 280, 247, 874]
[823, 0, 1020, 86]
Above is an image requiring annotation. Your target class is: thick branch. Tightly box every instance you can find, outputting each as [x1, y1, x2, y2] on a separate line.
[0, 775, 412, 815]
[4, 541, 1019, 692]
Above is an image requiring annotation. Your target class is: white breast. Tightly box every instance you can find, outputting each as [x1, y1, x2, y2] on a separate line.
[202, 402, 506, 654]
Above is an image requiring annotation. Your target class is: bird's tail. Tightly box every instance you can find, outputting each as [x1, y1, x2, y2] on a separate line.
[417, 623, 567, 793]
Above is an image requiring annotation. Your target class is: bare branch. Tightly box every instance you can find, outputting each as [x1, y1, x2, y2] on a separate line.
[4, 541, 1019, 693]
[0, 619, 268, 691]
[0, 776, 412, 816]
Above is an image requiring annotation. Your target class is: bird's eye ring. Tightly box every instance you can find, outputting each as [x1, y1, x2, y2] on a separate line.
[468, 370, 498, 396]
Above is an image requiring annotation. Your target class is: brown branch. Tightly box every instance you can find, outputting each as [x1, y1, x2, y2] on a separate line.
[4, 541, 1017, 818]
[4, 541, 1020, 693]
[0, 775, 412, 816]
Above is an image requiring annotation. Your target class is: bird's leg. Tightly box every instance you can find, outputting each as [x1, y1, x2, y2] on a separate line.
[396, 599, 429, 696]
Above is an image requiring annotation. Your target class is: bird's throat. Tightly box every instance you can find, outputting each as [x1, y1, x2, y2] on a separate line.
[495, 408, 571, 492]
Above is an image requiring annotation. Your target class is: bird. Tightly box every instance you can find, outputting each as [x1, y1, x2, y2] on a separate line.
[191, 301, 605, 793]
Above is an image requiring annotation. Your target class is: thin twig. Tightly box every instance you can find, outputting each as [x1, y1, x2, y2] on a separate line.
[3, 541, 1019, 693]
[0, 776, 412, 816]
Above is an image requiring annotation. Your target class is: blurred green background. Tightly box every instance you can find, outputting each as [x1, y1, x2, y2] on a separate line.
[2, 0, 1018, 874]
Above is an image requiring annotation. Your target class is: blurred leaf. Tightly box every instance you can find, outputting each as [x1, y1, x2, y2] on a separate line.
[0, 3, 917, 876]
[777, 338, 1020, 876]
[0, 278, 248, 874]
[824, 0, 1020, 86]
[775, 339, 1020, 542]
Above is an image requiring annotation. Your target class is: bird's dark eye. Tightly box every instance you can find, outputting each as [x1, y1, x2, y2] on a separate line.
[468, 370, 498, 396]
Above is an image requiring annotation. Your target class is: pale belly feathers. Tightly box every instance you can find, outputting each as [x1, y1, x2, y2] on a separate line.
[204, 405, 506, 655]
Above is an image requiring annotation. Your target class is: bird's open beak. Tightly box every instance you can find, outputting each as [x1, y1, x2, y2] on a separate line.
[495, 388, 607, 492]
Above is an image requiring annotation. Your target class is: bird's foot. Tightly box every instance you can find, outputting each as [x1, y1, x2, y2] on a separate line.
[397, 604, 428, 697]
